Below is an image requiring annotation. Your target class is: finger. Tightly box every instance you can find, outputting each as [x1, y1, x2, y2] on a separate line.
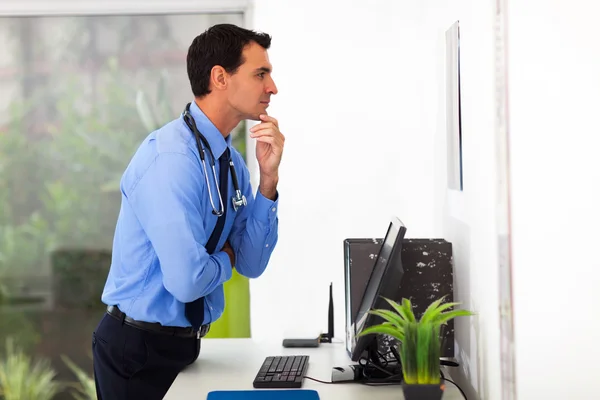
[253, 134, 284, 150]
[249, 128, 283, 139]
[249, 121, 277, 132]
[250, 129, 273, 138]
[255, 136, 275, 145]
[253, 132, 285, 150]
[259, 114, 278, 127]
[249, 125, 272, 134]
[255, 136, 284, 148]
[256, 136, 284, 151]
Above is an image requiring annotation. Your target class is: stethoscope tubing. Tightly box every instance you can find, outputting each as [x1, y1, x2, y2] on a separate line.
[182, 103, 246, 216]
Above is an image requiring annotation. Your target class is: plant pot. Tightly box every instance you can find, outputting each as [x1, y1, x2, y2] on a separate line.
[402, 383, 444, 400]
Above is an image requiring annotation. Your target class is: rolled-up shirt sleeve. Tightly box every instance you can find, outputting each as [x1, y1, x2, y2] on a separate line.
[127, 152, 233, 303]
[228, 160, 279, 279]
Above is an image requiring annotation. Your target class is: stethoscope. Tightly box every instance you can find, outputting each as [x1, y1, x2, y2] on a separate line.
[182, 103, 247, 216]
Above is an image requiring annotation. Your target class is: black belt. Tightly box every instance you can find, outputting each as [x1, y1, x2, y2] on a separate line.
[107, 305, 210, 339]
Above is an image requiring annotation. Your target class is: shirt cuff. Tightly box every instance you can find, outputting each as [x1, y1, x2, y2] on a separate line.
[212, 251, 234, 281]
[253, 190, 279, 225]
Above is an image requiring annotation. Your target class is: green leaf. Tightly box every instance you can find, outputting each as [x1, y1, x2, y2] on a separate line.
[380, 297, 404, 317]
[436, 309, 475, 326]
[401, 298, 416, 322]
[367, 309, 407, 330]
[419, 295, 448, 322]
[0, 338, 62, 400]
[421, 298, 463, 324]
[61, 355, 97, 400]
[356, 324, 405, 343]
[382, 297, 415, 323]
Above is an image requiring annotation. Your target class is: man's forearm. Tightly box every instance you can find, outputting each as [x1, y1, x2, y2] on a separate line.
[259, 174, 279, 200]
[233, 214, 279, 279]
[229, 173, 279, 279]
[161, 251, 233, 303]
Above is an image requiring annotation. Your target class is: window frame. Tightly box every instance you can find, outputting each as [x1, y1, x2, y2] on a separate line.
[0, 0, 251, 17]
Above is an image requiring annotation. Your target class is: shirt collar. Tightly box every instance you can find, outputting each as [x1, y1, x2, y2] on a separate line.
[185, 100, 231, 159]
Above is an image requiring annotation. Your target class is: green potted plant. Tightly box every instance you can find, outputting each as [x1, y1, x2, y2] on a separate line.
[357, 296, 473, 400]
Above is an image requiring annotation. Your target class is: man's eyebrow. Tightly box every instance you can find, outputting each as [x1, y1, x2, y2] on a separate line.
[254, 67, 272, 73]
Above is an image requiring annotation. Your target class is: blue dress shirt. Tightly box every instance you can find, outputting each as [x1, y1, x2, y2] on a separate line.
[101, 101, 279, 326]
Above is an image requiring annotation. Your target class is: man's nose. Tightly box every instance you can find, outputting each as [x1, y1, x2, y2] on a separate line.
[267, 78, 278, 95]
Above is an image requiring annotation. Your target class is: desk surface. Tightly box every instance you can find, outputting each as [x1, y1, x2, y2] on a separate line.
[165, 338, 463, 400]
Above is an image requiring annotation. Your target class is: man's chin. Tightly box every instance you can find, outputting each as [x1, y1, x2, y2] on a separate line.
[246, 113, 263, 121]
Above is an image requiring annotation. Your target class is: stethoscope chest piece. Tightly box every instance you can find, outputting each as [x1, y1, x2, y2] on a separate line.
[232, 191, 247, 212]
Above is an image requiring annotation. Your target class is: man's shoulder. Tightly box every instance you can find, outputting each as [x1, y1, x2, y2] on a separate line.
[127, 117, 197, 172]
[121, 118, 199, 194]
[154, 118, 195, 157]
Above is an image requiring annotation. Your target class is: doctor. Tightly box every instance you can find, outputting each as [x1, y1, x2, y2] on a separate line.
[92, 23, 283, 400]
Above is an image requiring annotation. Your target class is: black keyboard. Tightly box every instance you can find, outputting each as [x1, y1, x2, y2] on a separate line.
[252, 355, 309, 388]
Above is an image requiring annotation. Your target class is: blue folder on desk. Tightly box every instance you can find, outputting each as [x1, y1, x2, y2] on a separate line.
[207, 389, 320, 400]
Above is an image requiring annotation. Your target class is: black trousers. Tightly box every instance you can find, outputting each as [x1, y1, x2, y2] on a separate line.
[92, 312, 201, 400]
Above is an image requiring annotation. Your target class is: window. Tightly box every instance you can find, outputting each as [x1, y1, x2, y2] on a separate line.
[0, 10, 245, 397]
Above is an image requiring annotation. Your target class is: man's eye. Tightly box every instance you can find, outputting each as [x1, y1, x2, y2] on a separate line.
[257, 73, 265, 78]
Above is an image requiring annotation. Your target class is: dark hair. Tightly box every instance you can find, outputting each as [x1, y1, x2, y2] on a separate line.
[187, 24, 272, 98]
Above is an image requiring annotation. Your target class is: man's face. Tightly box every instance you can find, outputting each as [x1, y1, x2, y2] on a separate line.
[226, 41, 278, 121]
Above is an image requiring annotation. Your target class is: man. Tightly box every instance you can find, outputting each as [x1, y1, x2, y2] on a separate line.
[92, 23, 283, 399]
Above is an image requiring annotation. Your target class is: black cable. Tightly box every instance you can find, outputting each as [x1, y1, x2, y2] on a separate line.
[376, 349, 390, 363]
[303, 376, 334, 384]
[389, 346, 401, 364]
[360, 370, 403, 386]
[359, 353, 404, 386]
[361, 380, 402, 386]
[443, 377, 468, 400]
[359, 357, 395, 377]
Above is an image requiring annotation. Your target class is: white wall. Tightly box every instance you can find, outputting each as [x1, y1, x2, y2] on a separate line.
[423, 1, 501, 399]
[507, 1, 600, 399]
[250, 1, 502, 400]
[249, 0, 437, 342]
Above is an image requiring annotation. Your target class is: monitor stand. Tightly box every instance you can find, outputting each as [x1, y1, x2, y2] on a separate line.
[331, 337, 402, 384]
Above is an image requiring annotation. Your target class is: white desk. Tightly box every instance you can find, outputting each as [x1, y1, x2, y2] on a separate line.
[165, 338, 463, 399]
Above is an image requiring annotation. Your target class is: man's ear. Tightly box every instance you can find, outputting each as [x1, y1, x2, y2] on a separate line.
[210, 65, 228, 91]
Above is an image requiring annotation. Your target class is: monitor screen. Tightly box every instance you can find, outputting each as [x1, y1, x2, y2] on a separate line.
[350, 216, 407, 362]
[343, 238, 383, 356]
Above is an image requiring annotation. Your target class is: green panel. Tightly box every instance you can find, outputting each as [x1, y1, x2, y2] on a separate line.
[205, 269, 250, 338]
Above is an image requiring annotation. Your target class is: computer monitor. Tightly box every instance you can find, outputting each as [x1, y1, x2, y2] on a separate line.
[331, 217, 407, 384]
[350, 216, 407, 362]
